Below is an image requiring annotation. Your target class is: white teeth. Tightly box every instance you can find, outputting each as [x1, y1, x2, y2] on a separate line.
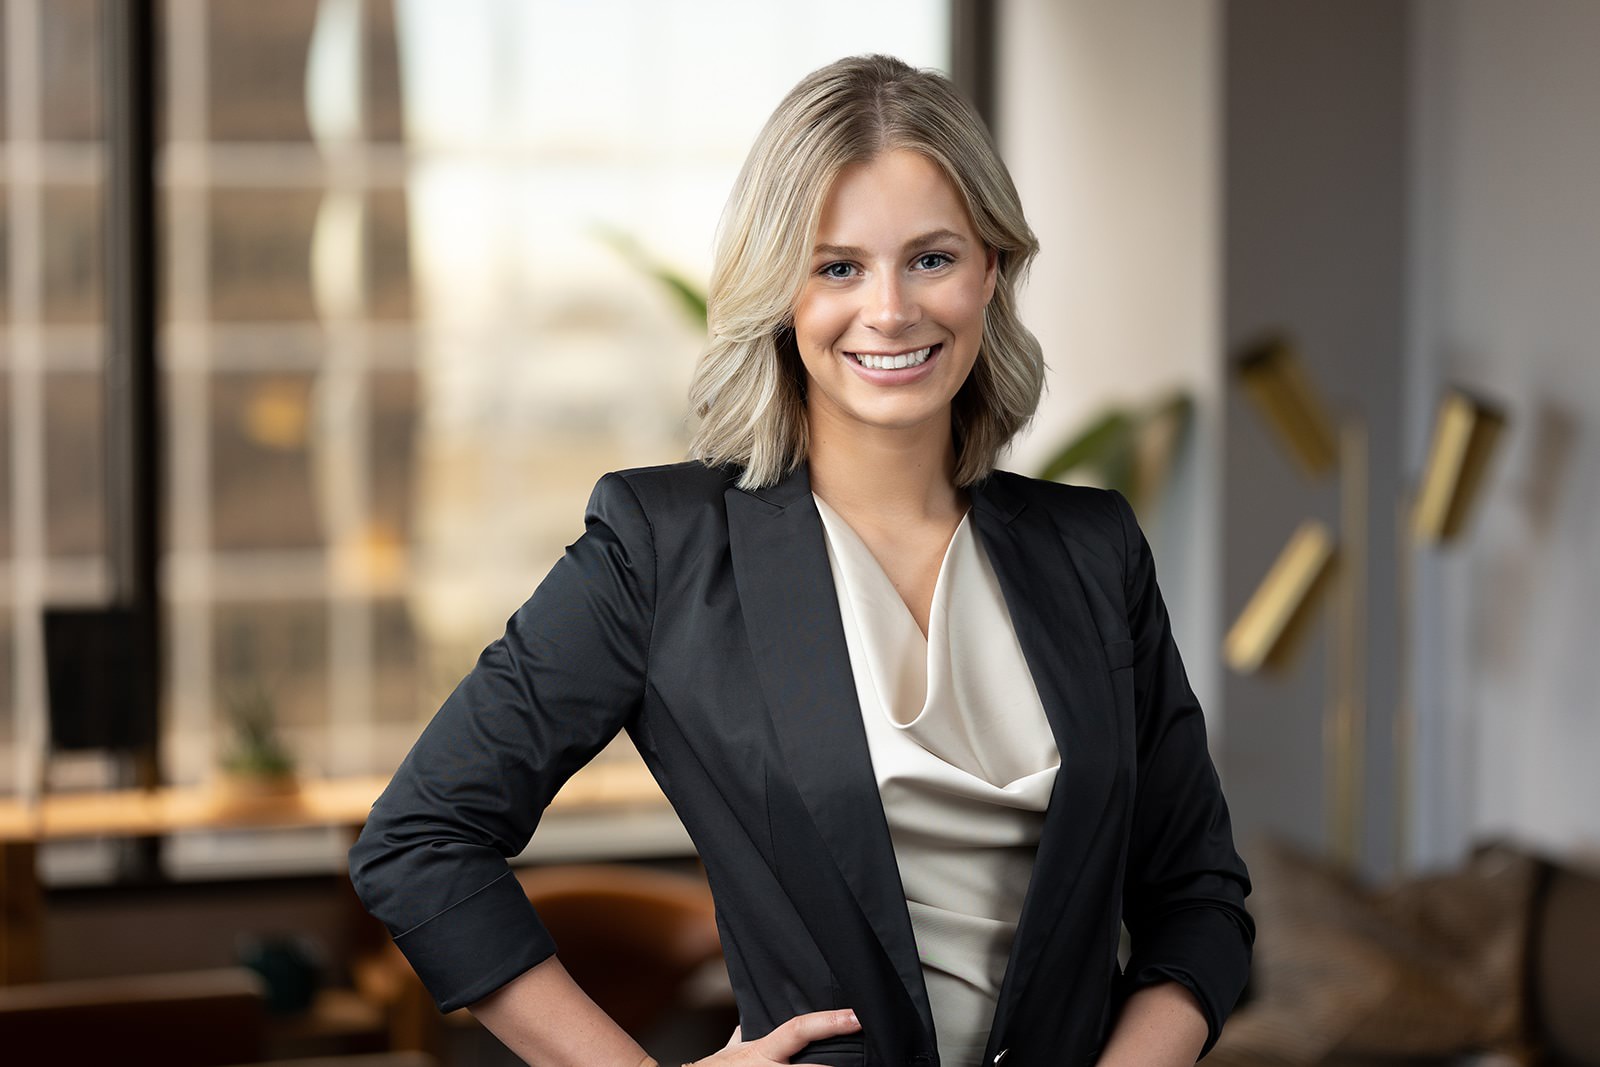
[849, 345, 934, 370]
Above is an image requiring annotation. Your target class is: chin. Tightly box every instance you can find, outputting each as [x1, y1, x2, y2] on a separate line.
[840, 402, 955, 432]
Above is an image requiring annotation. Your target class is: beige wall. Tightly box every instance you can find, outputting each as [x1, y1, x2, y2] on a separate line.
[995, 0, 1224, 734]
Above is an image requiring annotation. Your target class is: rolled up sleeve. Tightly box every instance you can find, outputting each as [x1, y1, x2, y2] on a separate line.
[347, 471, 655, 1013]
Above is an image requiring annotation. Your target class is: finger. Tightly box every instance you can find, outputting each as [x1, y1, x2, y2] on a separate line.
[723, 1025, 742, 1050]
[757, 1009, 862, 1059]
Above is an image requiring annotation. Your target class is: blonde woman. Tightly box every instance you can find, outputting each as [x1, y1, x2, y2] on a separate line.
[350, 54, 1253, 1067]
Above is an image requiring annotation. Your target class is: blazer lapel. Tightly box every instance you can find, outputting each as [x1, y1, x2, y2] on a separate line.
[968, 473, 1125, 1049]
[725, 459, 936, 1045]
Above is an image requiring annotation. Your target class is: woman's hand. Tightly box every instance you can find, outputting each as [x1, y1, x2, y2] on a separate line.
[685, 1009, 862, 1065]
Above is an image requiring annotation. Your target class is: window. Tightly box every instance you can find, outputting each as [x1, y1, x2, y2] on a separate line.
[3, 0, 957, 869]
[1, 0, 113, 794]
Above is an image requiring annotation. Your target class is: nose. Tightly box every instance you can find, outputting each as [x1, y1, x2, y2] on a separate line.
[862, 270, 920, 335]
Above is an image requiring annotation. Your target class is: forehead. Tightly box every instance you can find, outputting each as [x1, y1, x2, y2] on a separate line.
[813, 149, 975, 245]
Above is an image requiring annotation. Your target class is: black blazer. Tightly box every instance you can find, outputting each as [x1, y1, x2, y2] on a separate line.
[348, 457, 1253, 1067]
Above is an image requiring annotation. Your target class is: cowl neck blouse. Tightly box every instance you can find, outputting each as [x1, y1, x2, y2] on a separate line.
[811, 491, 1061, 1066]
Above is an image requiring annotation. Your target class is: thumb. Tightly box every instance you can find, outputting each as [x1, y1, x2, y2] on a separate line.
[758, 1009, 862, 1061]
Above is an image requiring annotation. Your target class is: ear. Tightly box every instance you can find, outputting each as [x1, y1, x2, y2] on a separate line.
[982, 246, 1000, 305]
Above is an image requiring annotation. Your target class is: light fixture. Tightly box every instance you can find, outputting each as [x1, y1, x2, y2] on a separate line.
[1412, 387, 1507, 545]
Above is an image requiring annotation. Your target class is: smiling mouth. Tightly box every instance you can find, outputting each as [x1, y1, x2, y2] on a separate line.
[845, 344, 939, 370]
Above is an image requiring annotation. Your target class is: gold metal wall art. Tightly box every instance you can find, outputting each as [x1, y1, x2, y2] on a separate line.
[1236, 334, 1340, 478]
[1223, 519, 1337, 675]
[1412, 388, 1508, 545]
[1228, 331, 1508, 874]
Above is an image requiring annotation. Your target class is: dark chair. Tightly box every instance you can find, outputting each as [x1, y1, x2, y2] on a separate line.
[513, 863, 726, 1036]
[1528, 857, 1600, 1066]
[0, 966, 266, 1066]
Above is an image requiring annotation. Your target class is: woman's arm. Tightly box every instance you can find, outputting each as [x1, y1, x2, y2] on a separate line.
[1108, 489, 1255, 1058]
[469, 955, 655, 1067]
[469, 956, 864, 1067]
[1095, 980, 1209, 1067]
[349, 472, 658, 1013]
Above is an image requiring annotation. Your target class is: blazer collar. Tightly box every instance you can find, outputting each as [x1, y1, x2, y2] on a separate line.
[725, 457, 1121, 1052]
[738, 453, 1027, 523]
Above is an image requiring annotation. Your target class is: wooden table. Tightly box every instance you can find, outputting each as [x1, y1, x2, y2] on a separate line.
[0, 761, 670, 985]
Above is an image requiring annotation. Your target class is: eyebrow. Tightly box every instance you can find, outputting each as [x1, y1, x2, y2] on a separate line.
[811, 229, 970, 259]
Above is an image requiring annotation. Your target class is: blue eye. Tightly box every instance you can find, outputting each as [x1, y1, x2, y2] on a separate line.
[915, 252, 953, 270]
[818, 262, 855, 279]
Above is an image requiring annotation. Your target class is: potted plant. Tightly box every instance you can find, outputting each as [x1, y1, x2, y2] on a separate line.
[218, 678, 300, 801]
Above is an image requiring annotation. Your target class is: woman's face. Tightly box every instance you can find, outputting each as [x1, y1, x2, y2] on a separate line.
[792, 149, 998, 443]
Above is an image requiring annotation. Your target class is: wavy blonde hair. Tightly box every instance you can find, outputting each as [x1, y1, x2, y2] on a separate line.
[686, 54, 1045, 491]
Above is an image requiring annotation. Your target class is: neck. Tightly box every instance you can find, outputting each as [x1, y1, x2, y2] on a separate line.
[804, 402, 966, 524]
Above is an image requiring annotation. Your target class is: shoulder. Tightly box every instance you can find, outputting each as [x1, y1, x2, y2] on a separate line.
[584, 460, 742, 551]
[598, 459, 740, 512]
[607, 457, 740, 492]
[979, 467, 1131, 553]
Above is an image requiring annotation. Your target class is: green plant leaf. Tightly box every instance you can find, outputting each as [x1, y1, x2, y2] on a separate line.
[592, 224, 709, 326]
[1035, 390, 1195, 515]
[1037, 409, 1137, 484]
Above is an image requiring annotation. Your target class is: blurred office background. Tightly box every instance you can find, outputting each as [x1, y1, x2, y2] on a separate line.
[0, 1, 1597, 1064]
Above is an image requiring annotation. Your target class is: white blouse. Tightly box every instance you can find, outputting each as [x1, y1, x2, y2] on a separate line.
[811, 492, 1061, 1067]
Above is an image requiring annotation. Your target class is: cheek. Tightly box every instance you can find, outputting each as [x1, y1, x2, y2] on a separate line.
[930, 282, 988, 332]
[792, 292, 848, 349]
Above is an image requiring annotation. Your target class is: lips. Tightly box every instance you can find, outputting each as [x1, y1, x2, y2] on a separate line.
[840, 342, 943, 384]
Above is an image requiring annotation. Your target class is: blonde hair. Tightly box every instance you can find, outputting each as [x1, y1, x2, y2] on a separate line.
[687, 54, 1045, 491]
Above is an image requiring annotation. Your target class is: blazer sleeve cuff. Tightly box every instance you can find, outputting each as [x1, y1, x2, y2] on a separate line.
[1119, 904, 1254, 1059]
[391, 869, 557, 1014]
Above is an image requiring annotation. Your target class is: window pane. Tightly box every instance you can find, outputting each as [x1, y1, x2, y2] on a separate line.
[0, 613, 12, 792]
[0, 194, 10, 323]
[44, 370, 106, 558]
[368, 367, 417, 547]
[42, 185, 102, 325]
[209, 372, 324, 551]
[0, 375, 11, 559]
[373, 597, 422, 725]
[209, 188, 322, 322]
[0, 12, 8, 141]
[212, 599, 328, 737]
[40, 0, 103, 142]
[206, 0, 319, 143]
[365, 0, 405, 144]
[366, 188, 412, 320]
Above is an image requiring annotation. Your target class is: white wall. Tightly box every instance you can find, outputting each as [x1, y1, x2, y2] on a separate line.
[995, 0, 1224, 735]
[1409, 0, 1600, 866]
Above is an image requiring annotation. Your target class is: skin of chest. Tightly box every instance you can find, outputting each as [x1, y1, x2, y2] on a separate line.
[833, 507, 969, 640]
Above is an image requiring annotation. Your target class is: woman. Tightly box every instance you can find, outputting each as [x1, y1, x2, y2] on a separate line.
[349, 54, 1253, 1067]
